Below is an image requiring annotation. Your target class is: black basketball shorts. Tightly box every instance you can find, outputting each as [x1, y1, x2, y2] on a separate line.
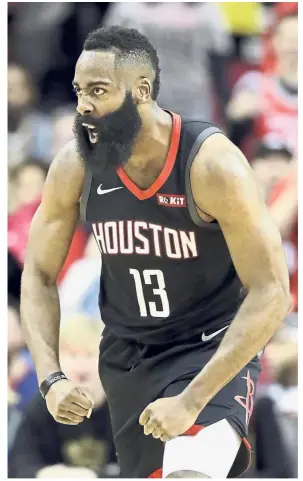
[99, 326, 261, 478]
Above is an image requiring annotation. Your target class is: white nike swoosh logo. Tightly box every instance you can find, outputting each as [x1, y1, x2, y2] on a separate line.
[201, 325, 229, 342]
[97, 184, 123, 195]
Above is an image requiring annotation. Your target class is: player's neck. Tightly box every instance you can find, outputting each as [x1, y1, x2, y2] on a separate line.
[126, 105, 173, 170]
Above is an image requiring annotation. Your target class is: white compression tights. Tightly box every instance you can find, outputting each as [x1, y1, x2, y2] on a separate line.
[163, 419, 242, 478]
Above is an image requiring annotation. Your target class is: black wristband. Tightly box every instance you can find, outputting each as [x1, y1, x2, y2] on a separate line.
[39, 371, 67, 399]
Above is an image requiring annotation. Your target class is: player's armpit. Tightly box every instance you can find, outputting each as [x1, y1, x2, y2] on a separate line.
[21, 140, 84, 384]
[182, 134, 291, 412]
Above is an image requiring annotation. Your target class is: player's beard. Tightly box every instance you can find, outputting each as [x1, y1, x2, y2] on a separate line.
[73, 91, 142, 176]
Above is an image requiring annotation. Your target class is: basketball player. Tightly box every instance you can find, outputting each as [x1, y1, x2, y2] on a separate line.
[21, 27, 290, 478]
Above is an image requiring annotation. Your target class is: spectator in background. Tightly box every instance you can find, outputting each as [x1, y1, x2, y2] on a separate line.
[8, 64, 52, 166]
[269, 166, 298, 312]
[8, 347, 38, 414]
[104, 2, 232, 124]
[261, 3, 298, 76]
[250, 136, 297, 313]
[227, 12, 298, 155]
[8, 158, 48, 266]
[51, 107, 76, 158]
[9, 316, 118, 478]
[249, 136, 297, 392]
[247, 344, 298, 478]
[8, 385, 23, 455]
[7, 251, 22, 303]
[8, 295, 24, 357]
[268, 161, 297, 241]
[8, 298, 38, 414]
[8, 153, 89, 285]
[250, 135, 293, 203]
[9, 3, 110, 109]
[12, 158, 48, 208]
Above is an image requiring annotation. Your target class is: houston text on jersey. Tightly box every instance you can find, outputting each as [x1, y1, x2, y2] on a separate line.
[92, 220, 198, 259]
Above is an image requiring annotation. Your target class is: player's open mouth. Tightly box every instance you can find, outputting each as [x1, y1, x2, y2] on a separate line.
[82, 123, 98, 144]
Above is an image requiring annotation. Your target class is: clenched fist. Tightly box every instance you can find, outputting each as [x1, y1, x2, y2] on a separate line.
[139, 394, 200, 442]
[45, 379, 94, 425]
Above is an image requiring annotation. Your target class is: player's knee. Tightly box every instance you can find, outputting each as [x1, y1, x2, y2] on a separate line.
[165, 470, 210, 478]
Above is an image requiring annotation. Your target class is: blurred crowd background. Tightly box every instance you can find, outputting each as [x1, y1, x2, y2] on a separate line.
[7, 2, 298, 478]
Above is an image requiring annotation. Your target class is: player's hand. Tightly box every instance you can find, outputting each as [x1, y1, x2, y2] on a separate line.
[45, 379, 94, 425]
[139, 394, 200, 442]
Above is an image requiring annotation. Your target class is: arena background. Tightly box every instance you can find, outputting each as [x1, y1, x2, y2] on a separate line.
[7, 2, 298, 478]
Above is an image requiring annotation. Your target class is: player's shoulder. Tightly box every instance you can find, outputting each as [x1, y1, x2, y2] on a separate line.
[181, 117, 216, 126]
[48, 139, 84, 186]
[181, 117, 219, 132]
[180, 117, 223, 149]
[191, 132, 251, 191]
[43, 139, 85, 208]
[50, 139, 83, 176]
[190, 133, 260, 221]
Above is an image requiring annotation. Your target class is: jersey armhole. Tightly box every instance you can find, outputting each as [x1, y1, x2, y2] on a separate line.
[185, 126, 222, 228]
[80, 167, 93, 221]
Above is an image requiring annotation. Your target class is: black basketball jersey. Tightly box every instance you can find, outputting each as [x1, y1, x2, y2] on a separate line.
[80, 113, 244, 344]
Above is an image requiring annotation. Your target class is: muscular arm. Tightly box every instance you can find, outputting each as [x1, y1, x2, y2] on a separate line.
[183, 134, 290, 411]
[21, 141, 84, 385]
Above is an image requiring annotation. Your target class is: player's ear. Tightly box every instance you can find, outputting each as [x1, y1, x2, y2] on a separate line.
[133, 78, 152, 104]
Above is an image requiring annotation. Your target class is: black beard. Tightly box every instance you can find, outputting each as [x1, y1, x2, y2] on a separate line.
[73, 92, 142, 176]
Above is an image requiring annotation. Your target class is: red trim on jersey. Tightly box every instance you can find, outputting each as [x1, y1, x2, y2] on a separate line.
[147, 427, 252, 478]
[116, 112, 181, 200]
[148, 468, 162, 478]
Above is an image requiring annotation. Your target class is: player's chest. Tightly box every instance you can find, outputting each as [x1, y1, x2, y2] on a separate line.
[84, 172, 198, 259]
[85, 170, 189, 225]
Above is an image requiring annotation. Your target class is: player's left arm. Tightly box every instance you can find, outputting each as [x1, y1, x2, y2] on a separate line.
[183, 133, 291, 412]
[139, 133, 291, 440]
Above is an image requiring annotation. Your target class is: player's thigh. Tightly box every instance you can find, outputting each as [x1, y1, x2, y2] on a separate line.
[113, 421, 165, 478]
[165, 356, 260, 431]
[162, 358, 260, 478]
[99, 336, 166, 478]
[163, 419, 241, 478]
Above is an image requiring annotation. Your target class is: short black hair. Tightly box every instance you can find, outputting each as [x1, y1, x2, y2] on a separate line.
[83, 25, 160, 100]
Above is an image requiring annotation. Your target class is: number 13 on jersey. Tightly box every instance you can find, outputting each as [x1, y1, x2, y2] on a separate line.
[129, 268, 170, 318]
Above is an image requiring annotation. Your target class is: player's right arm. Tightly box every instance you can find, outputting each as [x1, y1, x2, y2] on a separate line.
[21, 141, 93, 424]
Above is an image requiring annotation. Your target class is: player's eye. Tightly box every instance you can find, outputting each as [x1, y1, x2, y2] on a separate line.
[93, 87, 105, 96]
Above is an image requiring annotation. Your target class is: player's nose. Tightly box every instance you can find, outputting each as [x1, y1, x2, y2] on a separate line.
[77, 98, 94, 116]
